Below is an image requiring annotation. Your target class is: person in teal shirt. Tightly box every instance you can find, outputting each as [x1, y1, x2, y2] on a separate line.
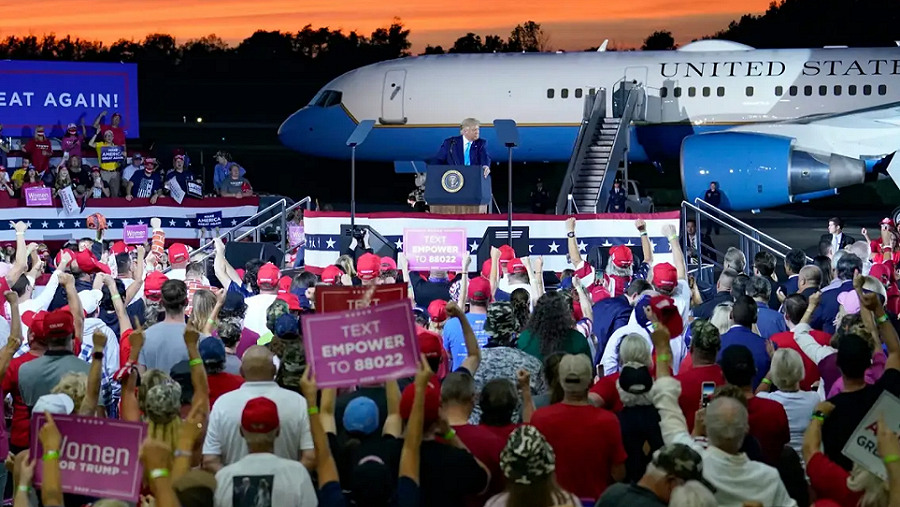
[518, 292, 591, 362]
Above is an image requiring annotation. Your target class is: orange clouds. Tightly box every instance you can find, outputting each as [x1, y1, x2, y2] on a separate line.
[6, 0, 771, 50]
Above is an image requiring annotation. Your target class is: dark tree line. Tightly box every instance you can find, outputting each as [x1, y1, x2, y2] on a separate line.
[425, 21, 551, 54]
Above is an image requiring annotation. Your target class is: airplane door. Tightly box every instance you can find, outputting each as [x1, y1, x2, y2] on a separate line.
[380, 70, 407, 125]
[623, 66, 648, 121]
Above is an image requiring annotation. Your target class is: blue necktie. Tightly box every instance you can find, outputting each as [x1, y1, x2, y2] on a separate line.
[464, 142, 471, 165]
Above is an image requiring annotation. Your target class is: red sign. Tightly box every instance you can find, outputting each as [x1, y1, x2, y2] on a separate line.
[302, 300, 419, 389]
[315, 283, 408, 313]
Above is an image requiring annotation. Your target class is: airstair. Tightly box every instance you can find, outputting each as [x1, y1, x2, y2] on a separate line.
[556, 83, 643, 214]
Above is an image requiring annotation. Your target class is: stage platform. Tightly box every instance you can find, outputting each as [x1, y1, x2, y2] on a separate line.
[303, 210, 680, 273]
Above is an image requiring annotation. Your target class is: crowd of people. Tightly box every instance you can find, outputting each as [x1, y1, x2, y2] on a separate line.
[0, 209, 896, 507]
[0, 114, 254, 201]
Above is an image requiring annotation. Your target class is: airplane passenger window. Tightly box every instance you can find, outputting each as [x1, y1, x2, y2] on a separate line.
[848, 85, 857, 95]
[688, 87, 696, 97]
[575, 88, 583, 98]
[834, 85, 842, 96]
[660, 87, 668, 98]
[746, 86, 754, 97]
[674, 87, 682, 98]
[561, 88, 569, 98]
[863, 85, 872, 96]
[789, 86, 798, 96]
[547, 89, 554, 98]
[717, 87, 725, 97]
[702, 87, 710, 97]
[589, 88, 596, 96]
[819, 85, 827, 96]
[879, 84, 888, 95]
[804, 85, 813, 96]
[775, 86, 783, 96]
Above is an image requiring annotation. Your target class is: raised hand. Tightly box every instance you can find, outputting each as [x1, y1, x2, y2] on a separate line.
[57, 272, 74, 287]
[634, 218, 646, 231]
[565, 217, 576, 233]
[661, 224, 677, 238]
[490, 246, 501, 261]
[445, 301, 464, 319]
[415, 353, 433, 388]
[516, 369, 531, 391]
[93, 328, 108, 352]
[808, 291, 822, 308]
[183, 325, 200, 348]
[38, 413, 62, 451]
[10, 221, 27, 234]
[299, 365, 317, 401]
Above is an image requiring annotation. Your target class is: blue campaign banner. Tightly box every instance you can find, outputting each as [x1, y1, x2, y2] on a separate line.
[0, 60, 139, 138]
[196, 211, 222, 228]
[100, 145, 125, 163]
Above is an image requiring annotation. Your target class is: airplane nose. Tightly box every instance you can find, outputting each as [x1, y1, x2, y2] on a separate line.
[277, 107, 314, 153]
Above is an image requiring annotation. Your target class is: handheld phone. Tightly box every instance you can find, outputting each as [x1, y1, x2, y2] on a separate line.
[701, 382, 716, 408]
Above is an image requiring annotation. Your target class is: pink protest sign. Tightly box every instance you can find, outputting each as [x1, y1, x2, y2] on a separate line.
[302, 299, 419, 389]
[123, 224, 148, 244]
[29, 414, 147, 502]
[24, 186, 53, 206]
[403, 228, 467, 271]
[288, 224, 305, 247]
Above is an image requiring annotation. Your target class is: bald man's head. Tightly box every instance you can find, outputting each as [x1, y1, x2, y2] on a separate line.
[240, 345, 276, 381]
[799, 265, 822, 288]
[705, 396, 749, 454]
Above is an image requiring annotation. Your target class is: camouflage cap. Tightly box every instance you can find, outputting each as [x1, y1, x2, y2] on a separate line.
[690, 320, 721, 354]
[266, 298, 290, 334]
[652, 443, 716, 492]
[500, 425, 556, 485]
[484, 302, 518, 346]
[145, 382, 182, 424]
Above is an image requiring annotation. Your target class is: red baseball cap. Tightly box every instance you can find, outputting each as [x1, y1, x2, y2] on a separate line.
[652, 263, 678, 291]
[427, 299, 448, 323]
[380, 257, 397, 271]
[356, 253, 381, 281]
[54, 248, 76, 268]
[650, 295, 683, 338]
[144, 271, 168, 301]
[168, 243, 189, 265]
[277, 292, 302, 312]
[498, 245, 515, 266]
[321, 265, 343, 285]
[882, 217, 895, 227]
[416, 326, 443, 359]
[507, 258, 527, 275]
[44, 309, 75, 339]
[235, 268, 245, 280]
[110, 241, 134, 256]
[257, 263, 280, 288]
[241, 397, 280, 433]
[22, 310, 48, 339]
[870, 263, 891, 285]
[481, 259, 493, 279]
[399, 378, 441, 428]
[468, 276, 491, 303]
[609, 245, 634, 268]
[277, 275, 292, 294]
[588, 283, 611, 304]
[74, 250, 111, 275]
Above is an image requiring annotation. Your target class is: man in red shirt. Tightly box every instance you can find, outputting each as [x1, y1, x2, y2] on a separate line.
[23, 126, 52, 174]
[720, 344, 790, 466]
[531, 353, 626, 501]
[3, 310, 47, 454]
[199, 336, 243, 408]
[92, 110, 127, 146]
[441, 371, 506, 501]
[770, 294, 831, 391]
[676, 320, 726, 432]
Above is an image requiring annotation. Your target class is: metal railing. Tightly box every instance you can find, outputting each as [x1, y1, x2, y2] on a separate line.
[181, 196, 312, 270]
[681, 198, 812, 276]
[556, 88, 606, 214]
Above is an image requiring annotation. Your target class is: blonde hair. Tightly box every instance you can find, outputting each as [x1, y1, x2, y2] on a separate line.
[52, 373, 87, 411]
[619, 334, 652, 367]
[188, 289, 217, 329]
[863, 275, 887, 300]
[336, 255, 356, 278]
[770, 348, 804, 391]
[710, 302, 734, 336]
[148, 418, 182, 452]
[847, 464, 888, 507]
[460, 118, 481, 130]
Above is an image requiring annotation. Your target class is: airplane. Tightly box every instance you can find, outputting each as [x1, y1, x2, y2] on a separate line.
[278, 40, 900, 213]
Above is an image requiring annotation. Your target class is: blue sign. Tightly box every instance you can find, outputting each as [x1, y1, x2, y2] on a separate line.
[196, 211, 222, 228]
[99, 145, 124, 163]
[0, 60, 140, 138]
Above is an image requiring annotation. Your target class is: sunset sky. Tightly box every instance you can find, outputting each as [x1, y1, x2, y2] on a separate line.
[7, 0, 772, 51]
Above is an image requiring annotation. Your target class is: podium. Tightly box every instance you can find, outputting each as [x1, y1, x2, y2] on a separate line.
[424, 165, 491, 214]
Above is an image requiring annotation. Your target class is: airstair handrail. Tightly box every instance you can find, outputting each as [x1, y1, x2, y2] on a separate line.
[692, 198, 800, 256]
[556, 89, 606, 214]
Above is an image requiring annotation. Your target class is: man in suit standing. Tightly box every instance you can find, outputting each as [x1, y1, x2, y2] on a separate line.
[703, 181, 722, 235]
[820, 216, 855, 254]
[433, 118, 491, 178]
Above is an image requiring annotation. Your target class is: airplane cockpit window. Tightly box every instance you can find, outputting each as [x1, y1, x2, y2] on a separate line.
[863, 85, 872, 96]
[879, 84, 888, 95]
[312, 90, 343, 107]
[834, 85, 842, 96]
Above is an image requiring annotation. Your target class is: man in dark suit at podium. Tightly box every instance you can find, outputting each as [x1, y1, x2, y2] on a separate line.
[434, 118, 492, 178]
